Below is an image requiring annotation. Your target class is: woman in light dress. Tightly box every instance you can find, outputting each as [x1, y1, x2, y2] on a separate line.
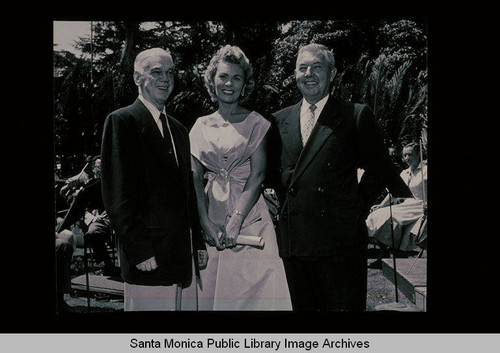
[366, 141, 428, 252]
[189, 45, 291, 310]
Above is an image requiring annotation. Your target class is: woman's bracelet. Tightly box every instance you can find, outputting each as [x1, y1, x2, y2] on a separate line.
[232, 209, 243, 217]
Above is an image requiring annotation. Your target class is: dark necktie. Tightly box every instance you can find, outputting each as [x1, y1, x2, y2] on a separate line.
[159, 113, 176, 163]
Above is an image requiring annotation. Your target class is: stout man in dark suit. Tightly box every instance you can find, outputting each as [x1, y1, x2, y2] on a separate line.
[101, 48, 207, 311]
[270, 43, 410, 311]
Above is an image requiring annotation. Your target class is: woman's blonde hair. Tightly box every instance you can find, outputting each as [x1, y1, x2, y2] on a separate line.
[204, 45, 255, 102]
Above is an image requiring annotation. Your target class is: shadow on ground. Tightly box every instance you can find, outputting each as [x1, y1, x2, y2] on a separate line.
[62, 245, 422, 313]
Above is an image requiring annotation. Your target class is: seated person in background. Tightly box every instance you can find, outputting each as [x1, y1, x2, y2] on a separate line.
[59, 155, 94, 204]
[388, 143, 406, 174]
[57, 155, 118, 277]
[56, 228, 74, 313]
[366, 141, 427, 267]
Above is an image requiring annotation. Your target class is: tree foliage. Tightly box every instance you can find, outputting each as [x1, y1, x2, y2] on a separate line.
[53, 19, 427, 177]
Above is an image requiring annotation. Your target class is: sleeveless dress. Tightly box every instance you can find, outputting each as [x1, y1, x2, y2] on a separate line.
[366, 161, 427, 251]
[189, 111, 292, 310]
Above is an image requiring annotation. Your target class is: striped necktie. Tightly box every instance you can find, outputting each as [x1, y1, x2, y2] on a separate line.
[301, 104, 317, 145]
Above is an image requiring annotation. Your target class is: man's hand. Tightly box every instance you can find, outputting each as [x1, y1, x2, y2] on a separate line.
[197, 250, 208, 269]
[136, 256, 158, 271]
[201, 221, 225, 250]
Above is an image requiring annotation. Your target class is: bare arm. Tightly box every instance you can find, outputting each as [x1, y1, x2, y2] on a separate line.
[191, 156, 224, 250]
[224, 136, 267, 247]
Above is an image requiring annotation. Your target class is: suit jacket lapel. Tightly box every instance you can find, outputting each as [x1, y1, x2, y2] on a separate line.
[168, 116, 190, 191]
[134, 99, 180, 173]
[280, 102, 303, 164]
[290, 96, 342, 186]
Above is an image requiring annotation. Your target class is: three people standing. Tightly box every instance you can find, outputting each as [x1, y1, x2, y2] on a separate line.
[99, 43, 408, 312]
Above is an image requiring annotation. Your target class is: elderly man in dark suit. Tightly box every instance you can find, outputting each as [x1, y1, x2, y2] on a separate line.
[101, 48, 207, 311]
[269, 43, 410, 311]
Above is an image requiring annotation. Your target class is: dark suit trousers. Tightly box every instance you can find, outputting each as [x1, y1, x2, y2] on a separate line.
[86, 219, 112, 264]
[56, 238, 73, 294]
[282, 245, 367, 311]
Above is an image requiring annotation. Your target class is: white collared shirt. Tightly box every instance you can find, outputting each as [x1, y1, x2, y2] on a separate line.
[138, 95, 179, 166]
[300, 95, 329, 134]
[400, 160, 427, 201]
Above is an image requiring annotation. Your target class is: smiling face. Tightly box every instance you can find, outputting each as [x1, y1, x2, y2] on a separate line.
[134, 52, 175, 110]
[295, 48, 336, 104]
[214, 60, 245, 104]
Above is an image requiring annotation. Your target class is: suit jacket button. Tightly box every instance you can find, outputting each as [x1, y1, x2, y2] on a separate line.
[317, 187, 324, 193]
[320, 210, 326, 217]
[288, 187, 295, 194]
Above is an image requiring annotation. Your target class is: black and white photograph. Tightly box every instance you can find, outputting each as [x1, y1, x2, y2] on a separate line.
[52, 19, 429, 316]
[3, 13, 499, 351]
